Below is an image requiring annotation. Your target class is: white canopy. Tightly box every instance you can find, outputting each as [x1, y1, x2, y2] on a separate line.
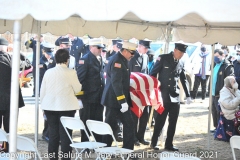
[1, 0, 240, 44]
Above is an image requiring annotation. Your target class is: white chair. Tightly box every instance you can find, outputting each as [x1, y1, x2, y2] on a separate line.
[86, 120, 134, 160]
[230, 135, 240, 160]
[16, 135, 42, 160]
[60, 116, 106, 160]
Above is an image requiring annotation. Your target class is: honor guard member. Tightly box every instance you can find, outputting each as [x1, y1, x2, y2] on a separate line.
[150, 43, 192, 151]
[39, 42, 56, 142]
[105, 39, 122, 60]
[76, 38, 105, 143]
[101, 41, 136, 150]
[128, 39, 151, 146]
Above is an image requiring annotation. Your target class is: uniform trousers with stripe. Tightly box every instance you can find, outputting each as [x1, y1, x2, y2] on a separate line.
[79, 100, 104, 142]
[151, 102, 180, 148]
[45, 110, 76, 160]
[103, 107, 134, 150]
[132, 106, 149, 142]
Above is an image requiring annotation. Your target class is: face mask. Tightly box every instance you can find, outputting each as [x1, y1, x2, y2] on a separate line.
[201, 47, 206, 52]
[149, 56, 153, 62]
[65, 48, 71, 53]
[232, 82, 238, 89]
[214, 56, 221, 64]
[237, 55, 240, 62]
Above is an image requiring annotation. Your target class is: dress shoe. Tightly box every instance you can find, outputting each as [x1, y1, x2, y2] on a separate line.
[165, 146, 179, 151]
[116, 136, 123, 142]
[210, 129, 216, 133]
[150, 145, 159, 150]
[139, 139, 150, 145]
[32, 94, 35, 97]
[134, 141, 140, 146]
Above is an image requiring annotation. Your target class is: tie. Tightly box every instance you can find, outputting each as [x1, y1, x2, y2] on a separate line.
[97, 56, 101, 65]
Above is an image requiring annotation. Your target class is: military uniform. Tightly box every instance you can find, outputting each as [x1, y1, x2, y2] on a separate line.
[76, 39, 105, 142]
[128, 40, 150, 146]
[101, 42, 136, 150]
[150, 47, 190, 150]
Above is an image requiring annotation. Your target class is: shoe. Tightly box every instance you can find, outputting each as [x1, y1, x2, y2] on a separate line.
[164, 146, 179, 151]
[150, 145, 159, 150]
[139, 139, 150, 145]
[134, 140, 140, 146]
[180, 101, 185, 104]
[116, 136, 123, 142]
[32, 94, 35, 97]
[210, 129, 216, 133]
[42, 136, 49, 142]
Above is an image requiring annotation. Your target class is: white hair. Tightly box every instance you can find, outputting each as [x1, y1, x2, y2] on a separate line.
[0, 45, 8, 52]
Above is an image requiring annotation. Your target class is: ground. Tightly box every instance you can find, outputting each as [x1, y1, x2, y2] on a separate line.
[14, 88, 240, 159]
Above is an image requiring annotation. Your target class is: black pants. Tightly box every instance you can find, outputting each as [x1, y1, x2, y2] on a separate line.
[42, 118, 49, 138]
[103, 107, 134, 150]
[44, 110, 76, 160]
[212, 96, 220, 128]
[151, 102, 180, 148]
[191, 75, 209, 100]
[132, 106, 149, 142]
[79, 101, 104, 142]
[0, 110, 10, 133]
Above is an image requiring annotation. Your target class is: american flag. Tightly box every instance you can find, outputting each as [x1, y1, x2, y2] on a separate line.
[130, 72, 164, 118]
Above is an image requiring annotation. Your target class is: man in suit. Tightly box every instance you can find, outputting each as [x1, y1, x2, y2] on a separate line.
[76, 38, 105, 143]
[128, 40, 151, 146]
[101, 41, 136, 150]
[150, 43, 192, 151]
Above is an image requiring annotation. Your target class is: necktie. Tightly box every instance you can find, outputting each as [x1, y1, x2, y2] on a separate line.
[97, 56, 101, 65]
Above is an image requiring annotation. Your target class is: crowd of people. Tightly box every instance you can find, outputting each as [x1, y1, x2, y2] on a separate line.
[1, 33, 240, 159]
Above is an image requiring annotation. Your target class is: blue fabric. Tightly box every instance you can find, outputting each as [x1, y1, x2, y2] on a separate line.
[212, 62, 223, 96]
[214, 104, 238, 142]
[148, 61, 154, 73]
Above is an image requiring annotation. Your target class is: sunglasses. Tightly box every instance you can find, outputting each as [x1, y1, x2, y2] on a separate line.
[95, 46, 102, 49]
[127, 49, 134, 55]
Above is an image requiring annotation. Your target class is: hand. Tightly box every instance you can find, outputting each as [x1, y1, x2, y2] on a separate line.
[78, 99, 83, 109]
[186, 97, 192, 104]
[120, 102, 128, 113]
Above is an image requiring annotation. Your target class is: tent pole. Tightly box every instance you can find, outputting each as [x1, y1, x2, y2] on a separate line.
[207, 44, 215, 150]
[164, 22, 172, 54]
[9, 20, 22, 160]
[35, 20, 41, 147]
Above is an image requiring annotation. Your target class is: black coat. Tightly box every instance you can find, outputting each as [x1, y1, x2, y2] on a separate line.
[25, 39, 43, 67]
[0, 51, 31, 110]
[70, 37, 84, 68]
[101, 52, 132, 108]
[150, 52, 190, 103]
[128, 51, 148, 74]
[233, 60, 240, 89]
[214, 59, 234, 96]
[77, 52, 104, 103]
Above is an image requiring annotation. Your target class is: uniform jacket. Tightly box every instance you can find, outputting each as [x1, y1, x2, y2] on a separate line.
[214, 59, 234, 97]
[150, 52, 190, 103]
[129, 51, 148, 74]
[40, 64, 82, 111]
[233, 60, 240, 89]
[25, 39, 43, 67]
[0, 51, 32, 110]
[101, 52, 132, 108]
[70, 37, 84, 68]
[218, 87, 240, 120]
[77, 52, 105, 103]
[104, 50, 116, 72]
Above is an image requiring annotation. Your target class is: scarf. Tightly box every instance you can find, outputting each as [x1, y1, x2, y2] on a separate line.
[199, 52, 209, 80]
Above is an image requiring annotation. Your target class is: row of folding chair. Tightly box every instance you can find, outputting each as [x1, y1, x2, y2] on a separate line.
[0, 129, 42, 160]
[60, 116, 134, 160]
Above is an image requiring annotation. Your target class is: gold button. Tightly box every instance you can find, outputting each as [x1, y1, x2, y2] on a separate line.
[168, 85, 170, 87]
[169, 78, 171, 80]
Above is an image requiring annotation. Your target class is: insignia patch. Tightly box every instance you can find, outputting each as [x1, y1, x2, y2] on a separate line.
[79, 60, 84, 64]
[114, 63, 121, 68]
[157, 57, 161, 61]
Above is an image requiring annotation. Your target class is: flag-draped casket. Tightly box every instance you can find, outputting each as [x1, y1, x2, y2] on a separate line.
[130, 72, 164, 118]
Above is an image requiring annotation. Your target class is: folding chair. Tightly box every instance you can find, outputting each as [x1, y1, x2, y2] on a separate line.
[230, 135, 240, 160]
[60, 116, 106, 160]
[16, 135, 42, 160]
[86, 120, 133, 160]
[160, 151, 201, 160]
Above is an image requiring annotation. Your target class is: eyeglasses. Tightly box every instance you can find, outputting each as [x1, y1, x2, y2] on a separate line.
[127, 49, 134, 55]
[95, 46, 102, 49]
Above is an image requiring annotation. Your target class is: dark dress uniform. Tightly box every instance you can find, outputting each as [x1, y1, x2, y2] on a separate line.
[150, 51, 190, 150]
[76, 52, 105, 142]
[128, 50, 150, 145]
[101, 52, 134, 150]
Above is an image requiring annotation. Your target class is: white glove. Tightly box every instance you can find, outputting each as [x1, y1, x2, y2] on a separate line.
[186, 97, 192, 105]
[120, 102, 128, 113]
[78, 99, 83, 109]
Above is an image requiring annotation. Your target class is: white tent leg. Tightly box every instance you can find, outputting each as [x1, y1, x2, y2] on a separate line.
[164, 22, 172, 54]
[9, 20, 22, 160]
[35, 21, 41, 147]
[207, 44, 215, 150]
